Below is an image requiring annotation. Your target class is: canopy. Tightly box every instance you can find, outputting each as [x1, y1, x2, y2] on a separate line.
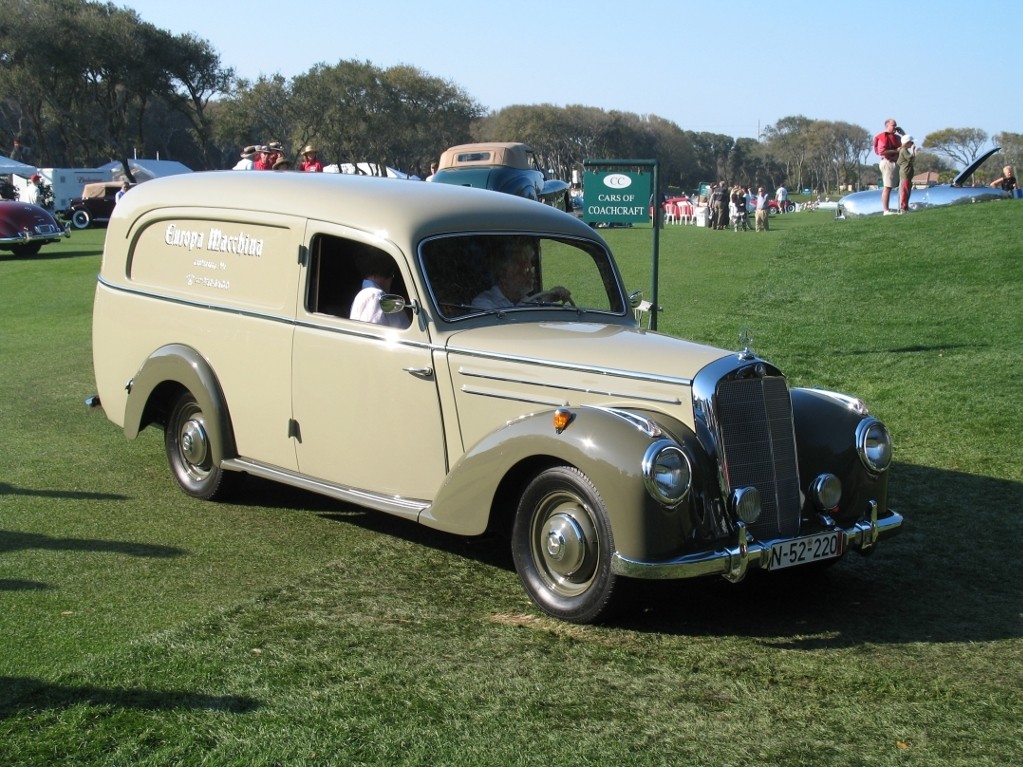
[0, 154, 38, 177]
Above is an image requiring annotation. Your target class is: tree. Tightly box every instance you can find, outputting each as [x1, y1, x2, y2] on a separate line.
[761, 115, 814, 191]
[0, 0, 234, 172]
[923, 127, 990, 169]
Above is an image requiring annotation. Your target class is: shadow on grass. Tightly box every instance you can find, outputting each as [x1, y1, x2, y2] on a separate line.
[0, 244, 100, 262]
[0, 530, 185, 559]
[0, 482, 127, 501]
[0, 676, 260, 719]
[0, 579, 49, 591]
[216, 465, 1022, 647]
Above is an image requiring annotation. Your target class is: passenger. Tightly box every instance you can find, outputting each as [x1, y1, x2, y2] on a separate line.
[350, 253, 410, 328]
[115, 180, 131, 203]
[775, 184, 788, 213]
[754, 187, 771, 232]
[989, 165, 1018, 192]
[232, 145, 257, 170]
[253, 145, 273, 171]
[472, 237, 571, 309]
[298, 145, 323, 172]
[874, 118, 903, 215]
[897, 136, 915, 212]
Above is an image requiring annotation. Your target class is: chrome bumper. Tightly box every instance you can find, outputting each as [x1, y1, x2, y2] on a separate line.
[0, 223, 71, 245]
[611, 501, 903, 582]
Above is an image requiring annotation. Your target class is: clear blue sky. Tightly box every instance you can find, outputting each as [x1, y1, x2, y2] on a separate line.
[124, 0, 1018, 150]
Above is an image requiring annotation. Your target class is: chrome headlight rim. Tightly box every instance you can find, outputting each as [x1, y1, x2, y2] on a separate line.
[856, 417, 893, 475]
[641, 440, 692, 508]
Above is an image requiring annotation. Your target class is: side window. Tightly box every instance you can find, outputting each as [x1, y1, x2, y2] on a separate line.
[305, 235, 410, 326]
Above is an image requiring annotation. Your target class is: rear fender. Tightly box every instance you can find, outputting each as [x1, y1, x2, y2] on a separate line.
[123, 344, 236, 464]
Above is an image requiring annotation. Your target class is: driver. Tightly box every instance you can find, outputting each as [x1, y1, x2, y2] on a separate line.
[472, 237, 571, 310]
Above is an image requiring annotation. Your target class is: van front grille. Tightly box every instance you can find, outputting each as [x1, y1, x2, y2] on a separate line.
[714, 376, 801, 539]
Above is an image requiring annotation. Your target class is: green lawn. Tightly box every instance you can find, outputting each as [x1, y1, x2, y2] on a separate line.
[1, 203, 1021, 766]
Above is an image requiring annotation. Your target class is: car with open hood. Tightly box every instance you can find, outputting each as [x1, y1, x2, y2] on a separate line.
[88, 171, 902, 623]
[0, 198, 70, 256]
[839, 147, 1010, 216]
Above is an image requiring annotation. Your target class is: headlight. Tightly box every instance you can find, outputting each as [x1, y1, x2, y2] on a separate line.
[856, 418, 893, 474]
[642, 441, 692, 507]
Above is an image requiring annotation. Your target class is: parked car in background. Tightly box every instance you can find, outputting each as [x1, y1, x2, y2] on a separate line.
[66, 181, 131, 229]
[759, 199, 796, 214]
[90, 171, 902, 624]
[0, 199, 70, 256]
[430, 142, 571, 210]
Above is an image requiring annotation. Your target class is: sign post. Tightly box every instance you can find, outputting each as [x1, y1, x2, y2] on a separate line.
[582, 159, 661, 330]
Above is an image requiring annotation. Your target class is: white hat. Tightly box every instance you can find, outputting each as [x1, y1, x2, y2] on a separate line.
[902, 135, 914, 145]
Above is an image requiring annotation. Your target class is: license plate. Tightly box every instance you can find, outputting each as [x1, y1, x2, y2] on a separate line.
[766, 531, 842, 571]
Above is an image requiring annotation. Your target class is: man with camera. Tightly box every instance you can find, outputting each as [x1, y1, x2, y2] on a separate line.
[874, 118, 904, 216]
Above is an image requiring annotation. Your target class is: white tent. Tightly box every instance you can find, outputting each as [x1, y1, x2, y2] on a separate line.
[98, 159, 192, 181]
[0, 153, 38, 177]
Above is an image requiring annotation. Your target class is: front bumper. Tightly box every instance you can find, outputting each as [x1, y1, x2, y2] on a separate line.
[611, 500, 902, 582]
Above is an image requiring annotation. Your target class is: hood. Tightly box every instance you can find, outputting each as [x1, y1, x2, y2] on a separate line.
[444, 321, 732, 386]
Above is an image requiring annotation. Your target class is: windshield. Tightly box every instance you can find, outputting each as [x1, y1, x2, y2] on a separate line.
[420, 234, 627, 321]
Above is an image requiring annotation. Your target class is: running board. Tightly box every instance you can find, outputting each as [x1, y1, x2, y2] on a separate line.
[221, 457, 430, 522]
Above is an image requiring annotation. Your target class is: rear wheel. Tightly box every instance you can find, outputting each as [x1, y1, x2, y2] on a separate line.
[10, 242, 42, 257]
[164, 391, 236, 500]
[71, 209, 91, 229]
[511, 466, 620, 623]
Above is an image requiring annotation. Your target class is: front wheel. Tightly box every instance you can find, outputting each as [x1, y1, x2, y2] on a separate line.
[164, 391, 236, 500]
[511, 466, 620, 623]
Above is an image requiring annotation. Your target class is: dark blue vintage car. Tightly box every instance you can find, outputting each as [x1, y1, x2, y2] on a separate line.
[430, 142, 570, 210]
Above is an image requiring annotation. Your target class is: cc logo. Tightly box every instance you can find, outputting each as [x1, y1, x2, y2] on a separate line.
[604, 173, 632, 189]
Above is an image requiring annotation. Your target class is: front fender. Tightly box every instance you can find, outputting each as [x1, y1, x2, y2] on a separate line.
[419, 406, 719, 562]
[123, 344, 236, 465]
[791, 387, 890, 525]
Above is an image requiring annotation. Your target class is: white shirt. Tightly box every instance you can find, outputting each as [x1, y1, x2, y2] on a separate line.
[349, 279, 408, 328]
[471, 284, 514, 310]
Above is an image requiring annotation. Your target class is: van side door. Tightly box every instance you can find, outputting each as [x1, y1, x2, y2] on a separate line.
[291, 230, 447, 504]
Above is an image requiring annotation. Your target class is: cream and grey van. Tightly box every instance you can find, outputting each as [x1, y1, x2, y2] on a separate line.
[90, 171, 901, 623]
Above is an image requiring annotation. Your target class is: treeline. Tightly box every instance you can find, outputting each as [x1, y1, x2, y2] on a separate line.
[3, 0, 1020, 191]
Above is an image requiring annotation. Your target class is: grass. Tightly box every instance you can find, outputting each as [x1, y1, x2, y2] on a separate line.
[2, 202, 1022, 766]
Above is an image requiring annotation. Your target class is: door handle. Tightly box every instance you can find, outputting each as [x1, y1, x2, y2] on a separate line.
[403, 366, 434, 378]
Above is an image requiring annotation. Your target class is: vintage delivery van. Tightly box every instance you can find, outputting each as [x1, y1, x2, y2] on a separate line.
[90, 171, 902, 623]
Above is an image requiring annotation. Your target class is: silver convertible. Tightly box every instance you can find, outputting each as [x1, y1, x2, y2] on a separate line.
[89, 171, 902, 623]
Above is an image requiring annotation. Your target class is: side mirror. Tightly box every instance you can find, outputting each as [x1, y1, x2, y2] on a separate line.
[379, 294, 418, 315]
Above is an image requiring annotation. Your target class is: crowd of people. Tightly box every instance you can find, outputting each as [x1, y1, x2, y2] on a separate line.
[230, 141, 323, 172]
[702, 182, 789, 231]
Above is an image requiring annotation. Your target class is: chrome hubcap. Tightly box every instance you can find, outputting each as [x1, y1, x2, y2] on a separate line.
[180, 418, 209, 468]
[533, 495, 599, 595]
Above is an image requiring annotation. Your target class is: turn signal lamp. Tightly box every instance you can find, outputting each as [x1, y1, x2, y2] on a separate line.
[553, 409, 573, 433]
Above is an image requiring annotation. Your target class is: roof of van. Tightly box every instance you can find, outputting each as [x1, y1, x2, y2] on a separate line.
[110, 170, 594, 246]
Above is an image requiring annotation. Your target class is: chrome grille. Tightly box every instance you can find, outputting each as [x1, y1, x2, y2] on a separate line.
[715, 376, 801, 539]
